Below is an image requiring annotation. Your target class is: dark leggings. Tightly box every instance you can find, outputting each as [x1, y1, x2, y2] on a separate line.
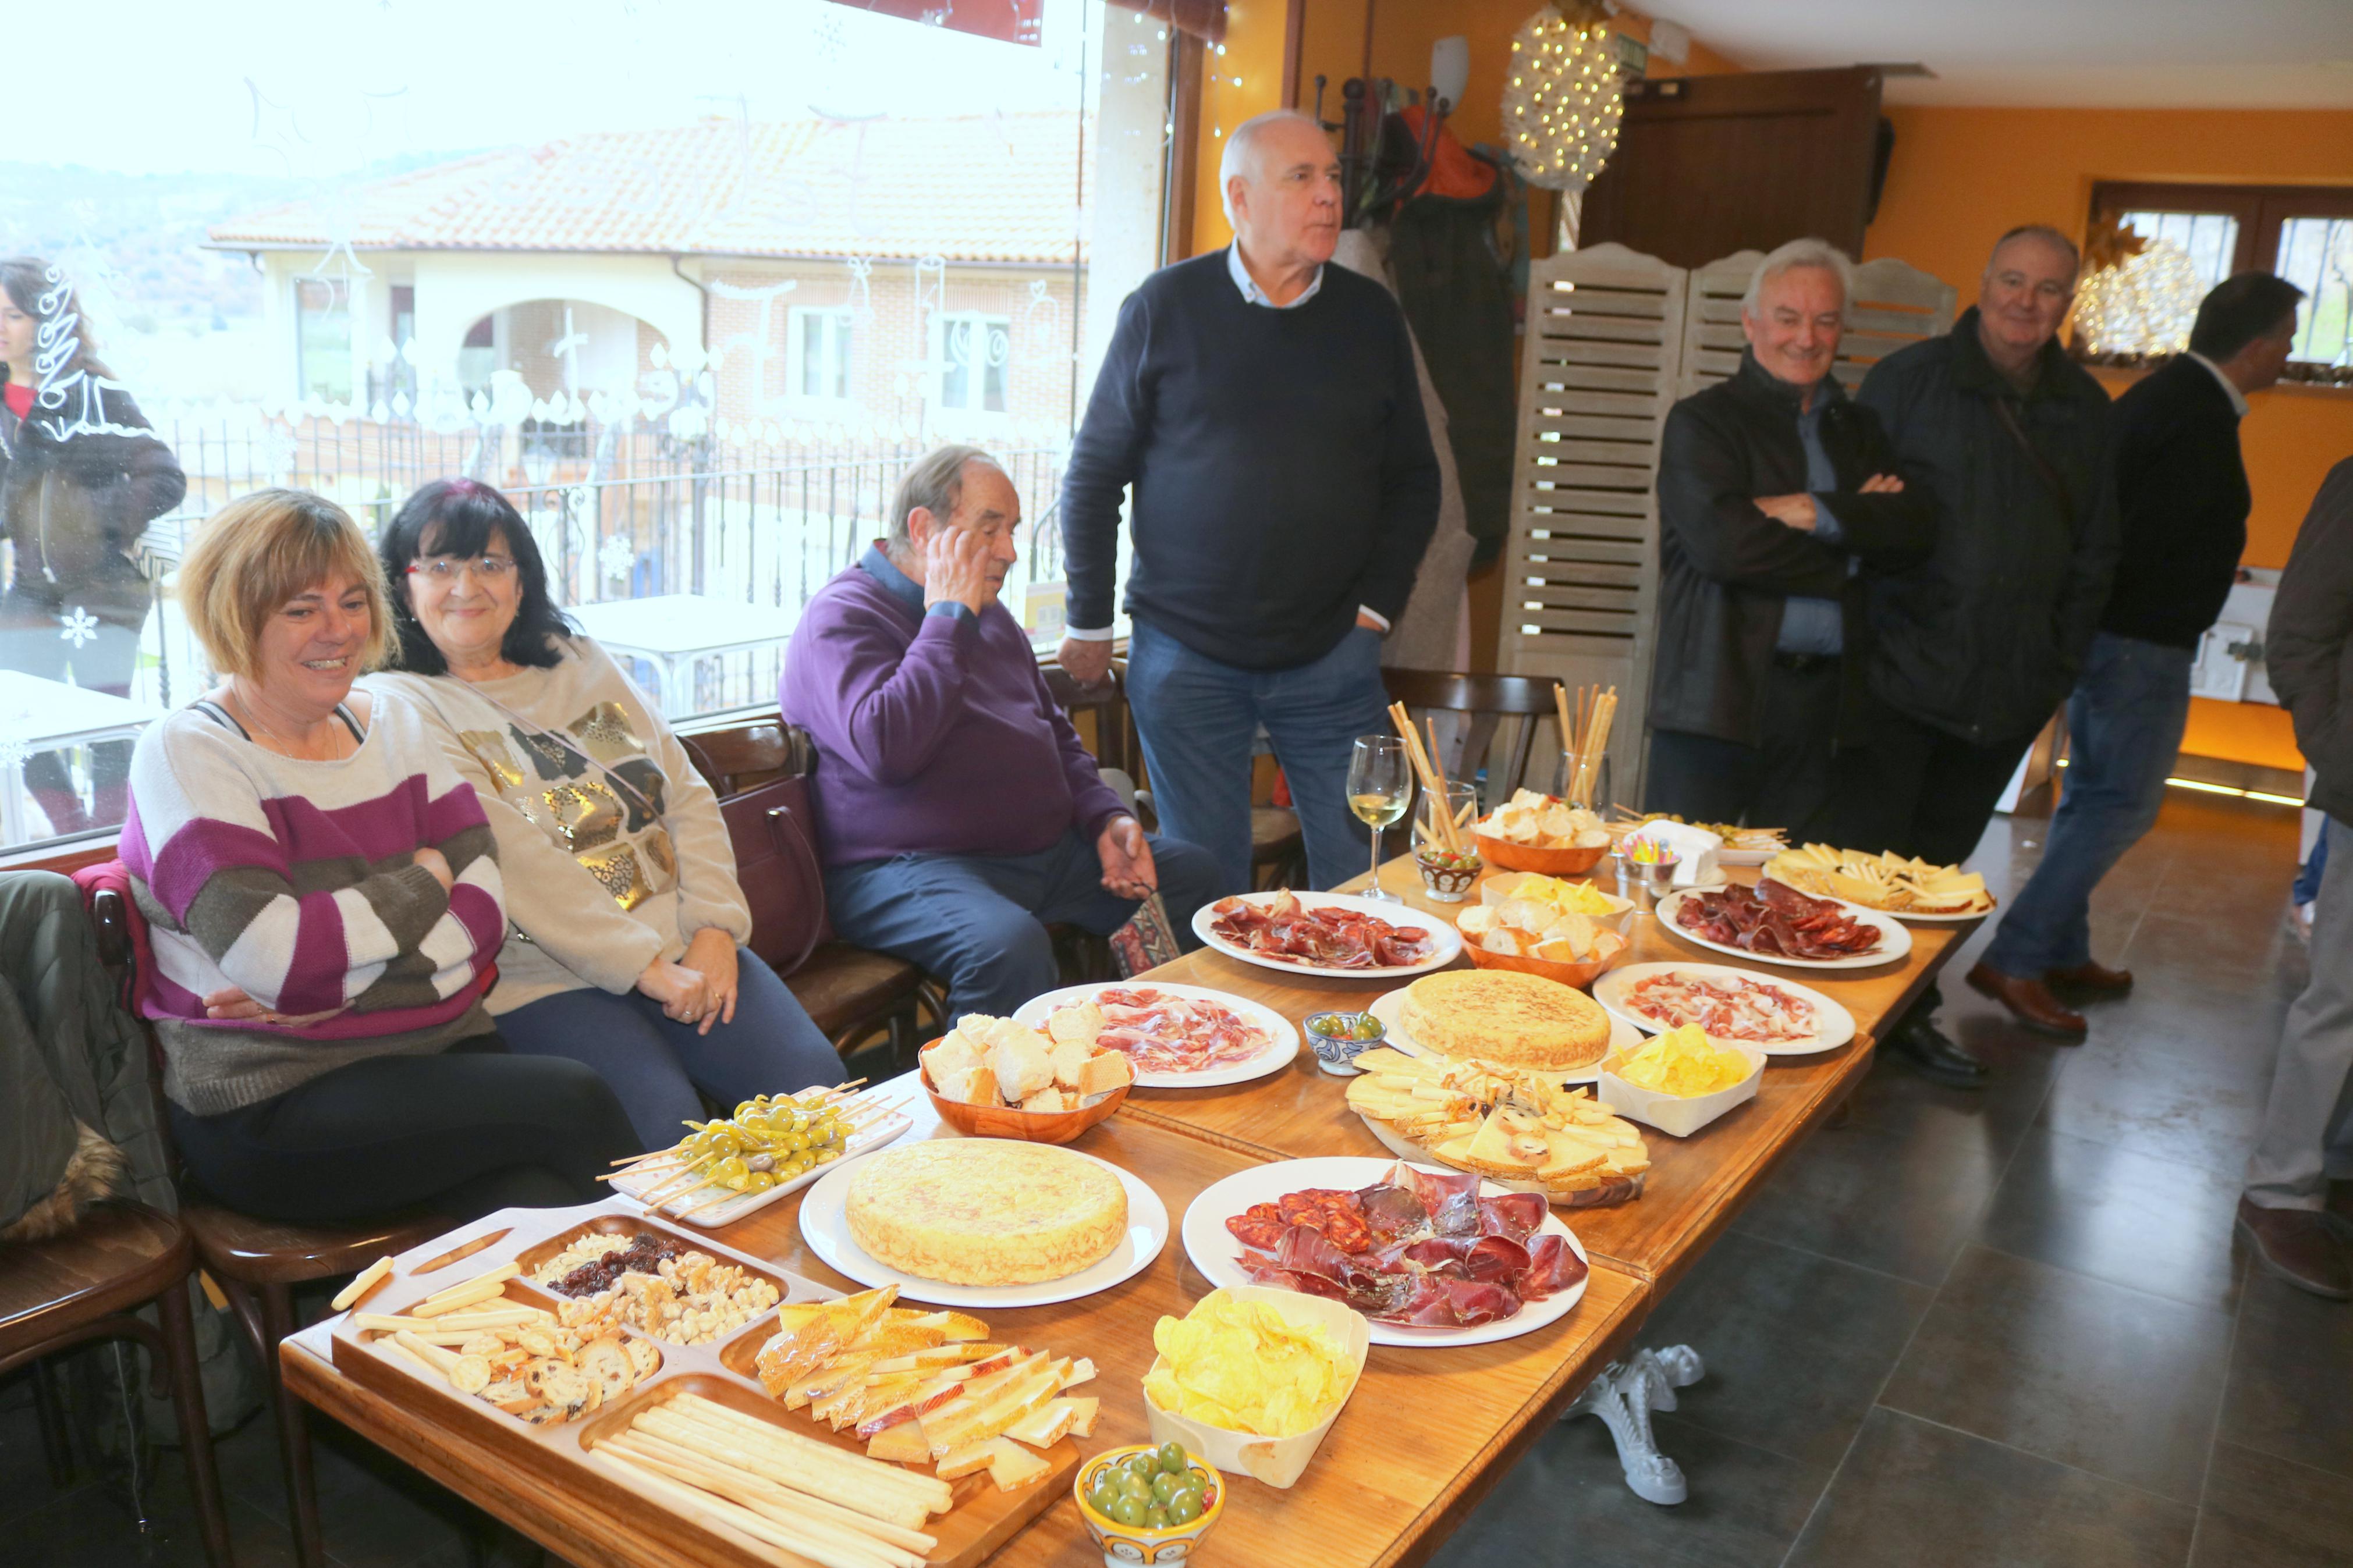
[168, 1035, 641, 1224]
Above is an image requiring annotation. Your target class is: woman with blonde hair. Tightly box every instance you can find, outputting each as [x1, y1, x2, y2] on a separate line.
[126, 487, 637, 1222]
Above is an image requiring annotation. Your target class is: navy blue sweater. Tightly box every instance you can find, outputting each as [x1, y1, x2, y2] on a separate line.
[1059, 250, 1442, 671]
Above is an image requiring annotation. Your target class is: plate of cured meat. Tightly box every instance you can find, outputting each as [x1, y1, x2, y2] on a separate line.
[1593, 962, 1855, 1057]
[1193, 891, 1463, 979]
[1013, 983, 1301, 1089]
[1180, 1156, 1589, 1348]
[1655, 880, 1911, 970]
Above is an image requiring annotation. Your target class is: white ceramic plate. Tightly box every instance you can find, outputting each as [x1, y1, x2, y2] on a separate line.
[1012, 982, 1300, 1089]
[1591, 962, 1856, 1057]
[1193, 891, 1463, 979]
[1364, 987, 1640, 1086]
[797, 1144, 1168, 1309]
[1879, 900, 1998, 923]
[1716, 847, 1780, 867]
[610, 1090, 915, 1228]
[1653, 886, 1913, 970]
[1180, 1155, 1589, 1349]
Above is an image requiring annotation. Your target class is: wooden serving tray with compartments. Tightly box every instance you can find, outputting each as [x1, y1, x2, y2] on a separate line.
[327, 1199, 1078, 1568]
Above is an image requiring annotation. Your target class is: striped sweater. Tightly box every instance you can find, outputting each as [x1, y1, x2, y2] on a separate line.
[123, 689, 507, 1114]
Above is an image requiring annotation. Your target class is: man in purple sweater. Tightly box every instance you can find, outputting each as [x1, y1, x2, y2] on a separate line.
[780, 445, 1222, 1018]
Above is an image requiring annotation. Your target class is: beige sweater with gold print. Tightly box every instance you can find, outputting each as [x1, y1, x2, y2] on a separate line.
[367, 638, 752, 1014]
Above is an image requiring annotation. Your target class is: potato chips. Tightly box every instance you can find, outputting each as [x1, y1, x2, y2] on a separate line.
[1144, 1289, 1354, 1438]
[1610, 1025, 1752, 1098]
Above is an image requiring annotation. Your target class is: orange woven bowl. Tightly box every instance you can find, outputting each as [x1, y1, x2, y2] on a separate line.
[1458, 935, 1628, 992]
[1472, 833, 1609, 877]
[918, 1048, 1129, 1145]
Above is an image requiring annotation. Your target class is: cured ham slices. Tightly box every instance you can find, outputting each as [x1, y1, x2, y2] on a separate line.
[1670, 880, 1883, 960]
[1206, 891, 1438, 970]
[1223, 1162, 1587, 1328]
[1068, 988, 1273, 1076]
[1621, 971, 1819, 1045]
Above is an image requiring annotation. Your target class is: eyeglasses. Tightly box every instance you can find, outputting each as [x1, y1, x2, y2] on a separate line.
[408, 555, 515, 582]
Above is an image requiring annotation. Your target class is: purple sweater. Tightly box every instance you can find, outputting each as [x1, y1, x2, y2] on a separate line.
[782, 548, 1126, 867]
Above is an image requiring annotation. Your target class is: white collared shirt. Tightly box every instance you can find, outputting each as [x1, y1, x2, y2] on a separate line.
[1066, 243, 1389, 643]
[2187, 350, 2252, 418]
[1226, 241, 1325, 310]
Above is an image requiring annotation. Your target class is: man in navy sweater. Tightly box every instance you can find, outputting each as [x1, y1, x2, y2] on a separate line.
[1969, 272, 2303, 1035]
[1057, 109, 1442, 894]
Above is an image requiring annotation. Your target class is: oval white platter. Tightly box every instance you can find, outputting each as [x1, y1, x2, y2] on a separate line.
[1652, 886, 1912, 970]
[1591, 961, 1856, 1057]
[1013, 982, 1300, 1089]
[1181, 1155, 1588, 1349]
[1880, 900, 1997, 923]
[798, 1144, 1168, 1309]
[1364, 987, 1641, 1086]
[1192, 891, 1463, 979]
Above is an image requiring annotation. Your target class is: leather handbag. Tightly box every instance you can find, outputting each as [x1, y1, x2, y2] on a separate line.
[715, 773, 833, 977]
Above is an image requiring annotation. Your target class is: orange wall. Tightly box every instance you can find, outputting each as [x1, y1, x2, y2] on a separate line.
[1190, 1, 1295, 253]
[1865, 104, 2353, 776]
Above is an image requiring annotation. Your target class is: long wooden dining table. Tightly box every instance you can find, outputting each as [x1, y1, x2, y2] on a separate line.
[280, 855, 1974, 1568]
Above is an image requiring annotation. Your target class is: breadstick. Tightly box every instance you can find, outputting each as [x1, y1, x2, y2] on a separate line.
[331, 1256, 394, 1312]
[414, 1261, 520, 1311]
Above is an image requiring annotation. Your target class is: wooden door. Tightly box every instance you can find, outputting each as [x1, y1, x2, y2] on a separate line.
[1580, 67, 1885, 267]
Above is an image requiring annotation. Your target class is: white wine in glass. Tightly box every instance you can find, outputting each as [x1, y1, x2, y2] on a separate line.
[1346, 735, 1414, 902]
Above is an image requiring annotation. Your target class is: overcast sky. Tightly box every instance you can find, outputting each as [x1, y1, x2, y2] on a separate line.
[30, 0, 1130, 176]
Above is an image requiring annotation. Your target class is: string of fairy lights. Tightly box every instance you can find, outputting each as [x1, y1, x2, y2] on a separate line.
[1500, 3, 1626, 195]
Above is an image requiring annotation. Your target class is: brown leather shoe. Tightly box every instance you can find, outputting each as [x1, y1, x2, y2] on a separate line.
[1966, 962, 2087, 1037]
[2048, 960, 2134, 994]
[2238, 1197, 2352, 1300]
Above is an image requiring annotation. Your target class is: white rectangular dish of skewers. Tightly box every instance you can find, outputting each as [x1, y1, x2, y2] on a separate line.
[607, 1085, 914, 1228]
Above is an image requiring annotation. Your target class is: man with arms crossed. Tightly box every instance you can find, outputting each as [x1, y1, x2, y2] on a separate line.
[1646, 238, 1930, 835]
[1057, 109, 1441, 894]
[1833, 225, 2120, 1086]
[1971, 273, 2304, 1034]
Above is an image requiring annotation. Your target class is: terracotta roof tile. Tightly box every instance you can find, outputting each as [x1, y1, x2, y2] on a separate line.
[208, 112, 1092, 264]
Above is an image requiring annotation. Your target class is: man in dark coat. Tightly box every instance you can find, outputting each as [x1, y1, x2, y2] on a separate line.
[1971, 272, 2304, 1035]
[2242, 456, 2353, 1299]
[1834, 226, 2121, 1086]
[1646, 239, 1933, 835]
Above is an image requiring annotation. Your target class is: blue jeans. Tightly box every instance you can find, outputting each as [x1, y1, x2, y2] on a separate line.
[495, 946, 842, 1149]
[1983, 632, 2194, 977]
[1124, 619, 1392, 894]
[825, 827, 1223, 1021]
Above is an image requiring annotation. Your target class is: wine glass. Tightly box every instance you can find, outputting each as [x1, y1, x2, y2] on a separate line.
[1346, 735, 1414, 902]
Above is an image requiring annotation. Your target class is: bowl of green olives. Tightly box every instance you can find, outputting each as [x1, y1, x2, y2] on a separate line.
[1303, 1010, 1386, 1076]
[1072, 1441, 1224, 1566]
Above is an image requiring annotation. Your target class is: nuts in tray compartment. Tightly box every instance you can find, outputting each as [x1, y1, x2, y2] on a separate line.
[353, 1263, 662, 1425]
[529, 1230, 783, 1346]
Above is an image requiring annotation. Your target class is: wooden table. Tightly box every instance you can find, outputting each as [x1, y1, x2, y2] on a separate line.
[283, 1094, 1649, 1568]
[1125, 861, 1968, 1292]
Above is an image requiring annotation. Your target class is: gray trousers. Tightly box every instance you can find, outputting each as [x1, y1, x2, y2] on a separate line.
[2246, 814, 2353, 1210]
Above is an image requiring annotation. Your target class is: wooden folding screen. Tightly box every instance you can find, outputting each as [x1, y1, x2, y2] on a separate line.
[1493, 243, 1687, 808]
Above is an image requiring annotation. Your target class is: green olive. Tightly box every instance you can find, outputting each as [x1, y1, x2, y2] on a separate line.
[1118, 1470, 1152, 1499]
[1111, 1496, 1148, 1527]
[1167, 1491, 1202, 1525]
[1149, 1471, 1180, 1505]
[1088, 1480, 1120, 1515]
[1143, 1507, 1170, 1530]
[1156, 1441, 1187, 1473]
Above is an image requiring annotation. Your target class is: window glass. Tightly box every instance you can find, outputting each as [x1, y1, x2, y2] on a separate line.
[2275, 215, 2352, 368]
[0, 0, 1170, 851]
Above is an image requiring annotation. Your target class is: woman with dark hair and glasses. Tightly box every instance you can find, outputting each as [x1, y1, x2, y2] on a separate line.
[360, 478, 839, 1146]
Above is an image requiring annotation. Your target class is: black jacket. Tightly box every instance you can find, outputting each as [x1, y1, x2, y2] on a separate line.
[2100, 355, 2250, 650]
[1855, 307, 2120, 746]
[2266, 458, 2353, 823]
[0, 378, 184, 631]
[1651, 352, 1935, 748]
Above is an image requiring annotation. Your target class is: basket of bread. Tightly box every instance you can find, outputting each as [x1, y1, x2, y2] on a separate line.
[1454, 871, 1634, 988]
[920, 1012, 1136, 1144]
[1474, 789, 1614, 874]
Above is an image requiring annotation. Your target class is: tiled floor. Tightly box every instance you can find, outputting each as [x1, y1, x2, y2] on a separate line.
[5, 793, 2348, 1567]
[1431, 791, 2353, 1567]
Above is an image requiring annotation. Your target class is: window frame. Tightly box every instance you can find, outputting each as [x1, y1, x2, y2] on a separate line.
[293, 275, 354, 404]
[928, 310, 1014, 422]
[785, 305, 857, 408]
[2089, 180, 2353, 374]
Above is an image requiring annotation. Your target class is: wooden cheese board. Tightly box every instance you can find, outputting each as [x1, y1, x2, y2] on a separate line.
[326, 1198, 1080, 1568]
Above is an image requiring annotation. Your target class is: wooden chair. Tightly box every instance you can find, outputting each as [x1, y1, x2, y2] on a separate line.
[1, 1200, 235, 1568]
[90, 886, 445, 1568]
[1382, 668, 1564, 799]
[677, 724, 939, 1054]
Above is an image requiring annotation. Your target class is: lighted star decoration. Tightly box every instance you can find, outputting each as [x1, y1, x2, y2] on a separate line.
[2073, 239, 2202, 358]
[1501, 3, 1625, 194]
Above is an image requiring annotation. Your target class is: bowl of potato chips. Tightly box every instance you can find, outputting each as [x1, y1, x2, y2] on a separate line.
[1597, 1024, 1766, 1137]
[1454, 872, 1635, 989]
[1141, 1286, 1367, 1489]
[1474, 790, 1614, 874]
